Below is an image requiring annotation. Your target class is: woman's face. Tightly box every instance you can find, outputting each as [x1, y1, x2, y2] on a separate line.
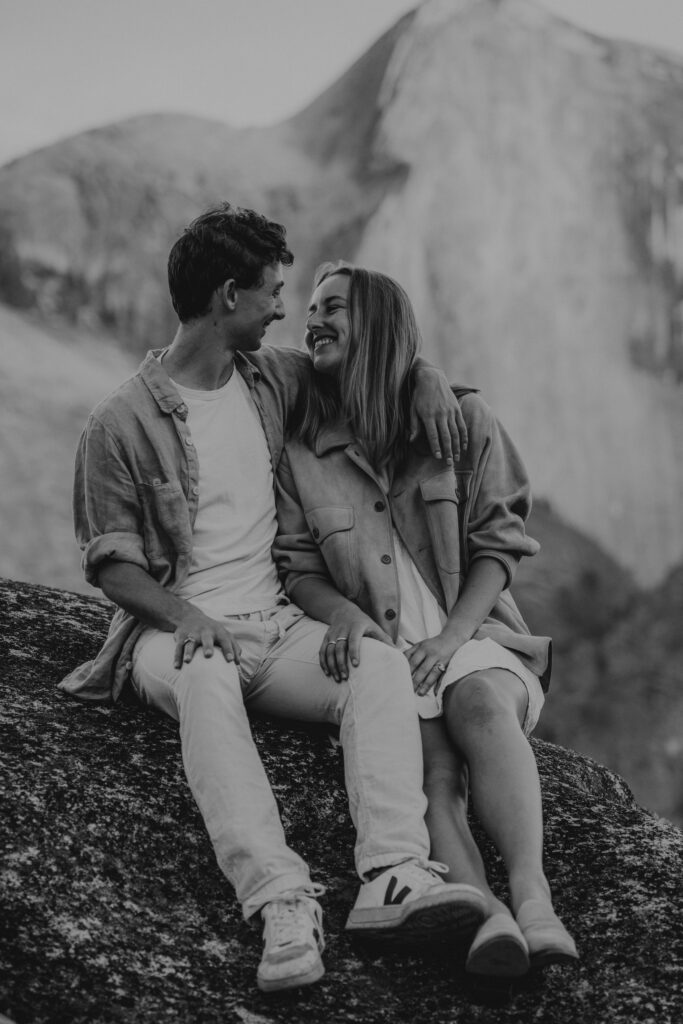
[305, 273, 351, 377]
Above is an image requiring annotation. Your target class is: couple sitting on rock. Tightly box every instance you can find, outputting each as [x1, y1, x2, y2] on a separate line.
[62, 202, 578, 993]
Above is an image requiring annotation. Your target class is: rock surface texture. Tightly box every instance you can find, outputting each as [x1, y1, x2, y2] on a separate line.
[1, 0, 683, 583]
[1, 578, 682, 1024]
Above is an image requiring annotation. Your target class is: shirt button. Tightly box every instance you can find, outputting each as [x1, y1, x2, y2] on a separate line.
[312, 527, 320, 539]
[384, 609, 396, 621]
[381, 554, 392, 565]
[374, 501, 385, 512]
[185, 437, 194, 446]
[177, 404, 186, 414]
[192, 486, 200, 495]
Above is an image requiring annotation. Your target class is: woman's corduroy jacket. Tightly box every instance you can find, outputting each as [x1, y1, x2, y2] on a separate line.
[274, 390, 551, 688]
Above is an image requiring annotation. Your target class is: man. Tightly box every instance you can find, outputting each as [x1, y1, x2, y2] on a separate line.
[61, 203, 483, 993]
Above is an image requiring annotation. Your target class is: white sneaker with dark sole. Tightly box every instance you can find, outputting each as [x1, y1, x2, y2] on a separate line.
[345, 861, 486, 945]
[257, 887, 326, 993]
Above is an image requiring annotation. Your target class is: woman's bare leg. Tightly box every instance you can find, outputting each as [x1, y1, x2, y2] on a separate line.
[442, 669, 551, 914]
[420, 718, 508, 917]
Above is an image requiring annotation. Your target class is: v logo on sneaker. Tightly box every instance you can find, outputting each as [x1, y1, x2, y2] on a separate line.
[383, 875, 412, 905]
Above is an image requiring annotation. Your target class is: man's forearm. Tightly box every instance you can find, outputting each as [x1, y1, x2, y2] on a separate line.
[98, 560, 191, 632]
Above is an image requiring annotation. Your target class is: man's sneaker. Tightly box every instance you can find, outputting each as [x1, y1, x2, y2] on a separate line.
[345, 861, 486, 945]
[257, 886, 326, 993]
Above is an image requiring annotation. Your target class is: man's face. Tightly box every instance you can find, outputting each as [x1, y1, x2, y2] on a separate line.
[232, 262, 285, 351]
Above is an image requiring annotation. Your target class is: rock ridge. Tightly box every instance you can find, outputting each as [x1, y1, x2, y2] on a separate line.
[1, 577, 682, 1023]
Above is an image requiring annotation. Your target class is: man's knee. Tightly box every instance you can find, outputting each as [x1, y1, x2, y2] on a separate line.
[353, 640, 413, 692]
[179, 652, 242, 704]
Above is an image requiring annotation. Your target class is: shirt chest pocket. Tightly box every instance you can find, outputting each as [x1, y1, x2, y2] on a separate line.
[305, 505, 360, 600]
[136, 480, 189, 559]
[419, 471, 470, 575]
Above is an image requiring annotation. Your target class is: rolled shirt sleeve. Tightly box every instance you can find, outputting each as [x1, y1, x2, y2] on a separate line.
[73, 416, 149, 587]
[462, 394, 539, 587]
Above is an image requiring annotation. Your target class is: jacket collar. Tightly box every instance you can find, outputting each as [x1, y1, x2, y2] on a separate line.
[314, 421, 355, 456]
[140, 349, 260, 420]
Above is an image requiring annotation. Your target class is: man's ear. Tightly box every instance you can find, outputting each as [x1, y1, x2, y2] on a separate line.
[221, 279, 238, 311]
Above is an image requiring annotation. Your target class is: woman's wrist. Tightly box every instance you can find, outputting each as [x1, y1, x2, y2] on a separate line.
[440, 619, 473, 651]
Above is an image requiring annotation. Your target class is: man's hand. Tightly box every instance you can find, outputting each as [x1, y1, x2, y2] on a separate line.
[411, 366, 468, 464]
[172, 608, 242, 669]
[320, 608, 395, 682]
[97, 560, 242, 671]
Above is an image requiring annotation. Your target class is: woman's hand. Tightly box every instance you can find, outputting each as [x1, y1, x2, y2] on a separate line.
[405, 633, 464, 697]
[320, 609, 395, 682]
[411, 367, 468, 464]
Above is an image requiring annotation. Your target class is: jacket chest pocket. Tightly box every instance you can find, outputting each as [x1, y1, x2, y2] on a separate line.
[136, 481, 188, 559]
[419, 471, 470, 575]
[305, 505, 360, 600]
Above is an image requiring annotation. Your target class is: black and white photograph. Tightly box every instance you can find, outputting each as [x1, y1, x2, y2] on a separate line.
[1, 2, 682, 1022]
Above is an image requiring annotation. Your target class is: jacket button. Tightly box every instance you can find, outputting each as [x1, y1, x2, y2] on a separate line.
[312, 527, 320, 539]
[374, 501, 385, 512]
[381, 554, 392, 565]
[384, 609, 396, 621]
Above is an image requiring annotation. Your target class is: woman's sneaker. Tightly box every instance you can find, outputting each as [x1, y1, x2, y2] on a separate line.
[257, 887, 326, 993]
[345, 860, 486, 945]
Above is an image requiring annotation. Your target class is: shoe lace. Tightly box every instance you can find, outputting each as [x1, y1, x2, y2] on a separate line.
[265, 884, 326, 948]
[395, 859, 449, 882]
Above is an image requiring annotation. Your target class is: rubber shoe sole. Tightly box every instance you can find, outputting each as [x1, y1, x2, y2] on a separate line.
[345, 888, 485, 945]
[466, 914, 530, 977]
[257, 956, 325, 993]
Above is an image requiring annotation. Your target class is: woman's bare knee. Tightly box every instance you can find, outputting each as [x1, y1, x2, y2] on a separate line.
[445, 670, 527, 733]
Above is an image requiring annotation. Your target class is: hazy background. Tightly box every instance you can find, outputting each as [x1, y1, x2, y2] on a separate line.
[1, 0, 682, 166]
[1, 0, 682, 825]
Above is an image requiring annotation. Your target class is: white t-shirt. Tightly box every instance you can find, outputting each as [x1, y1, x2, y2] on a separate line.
[172, 368, 284, 616]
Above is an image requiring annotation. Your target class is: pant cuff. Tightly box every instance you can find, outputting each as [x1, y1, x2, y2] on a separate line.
[241, 871, 316, 921]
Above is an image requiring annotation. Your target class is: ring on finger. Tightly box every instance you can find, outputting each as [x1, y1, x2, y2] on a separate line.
[183, 636, 196, 646]
[434, 661, 446, 673]
[326, 641, 337, 648]
[335, 636, 349, 643]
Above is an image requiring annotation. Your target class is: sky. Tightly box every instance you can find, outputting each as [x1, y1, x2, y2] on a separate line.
[1, 0, 682, 167]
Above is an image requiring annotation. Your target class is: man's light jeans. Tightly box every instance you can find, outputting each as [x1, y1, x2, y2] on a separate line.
[131, 602, 430, 919]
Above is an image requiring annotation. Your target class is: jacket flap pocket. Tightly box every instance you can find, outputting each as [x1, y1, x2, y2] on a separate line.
[420, 472, 459, 504]
[306, 505, 354, 543]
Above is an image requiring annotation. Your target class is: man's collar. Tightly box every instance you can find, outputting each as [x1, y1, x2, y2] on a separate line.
[140, 350, 187, 417]
[140, 348, 261, 418]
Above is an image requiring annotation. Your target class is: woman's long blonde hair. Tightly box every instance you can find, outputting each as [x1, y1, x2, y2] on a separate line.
[295, 262, 422, 469]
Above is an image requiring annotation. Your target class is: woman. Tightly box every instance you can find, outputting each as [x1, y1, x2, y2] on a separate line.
[273, 262, 578, 977]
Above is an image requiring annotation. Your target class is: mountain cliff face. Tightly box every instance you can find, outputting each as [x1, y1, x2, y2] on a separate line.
[1, 0, 683, 585]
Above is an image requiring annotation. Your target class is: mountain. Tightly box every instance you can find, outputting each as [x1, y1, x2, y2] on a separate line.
[0, 302, 136, 592]
[535, 562, 683, 826]
[1, 1, 682, 589]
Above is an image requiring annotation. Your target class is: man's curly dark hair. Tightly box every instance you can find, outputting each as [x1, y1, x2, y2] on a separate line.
[167, 202, 294, 323]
